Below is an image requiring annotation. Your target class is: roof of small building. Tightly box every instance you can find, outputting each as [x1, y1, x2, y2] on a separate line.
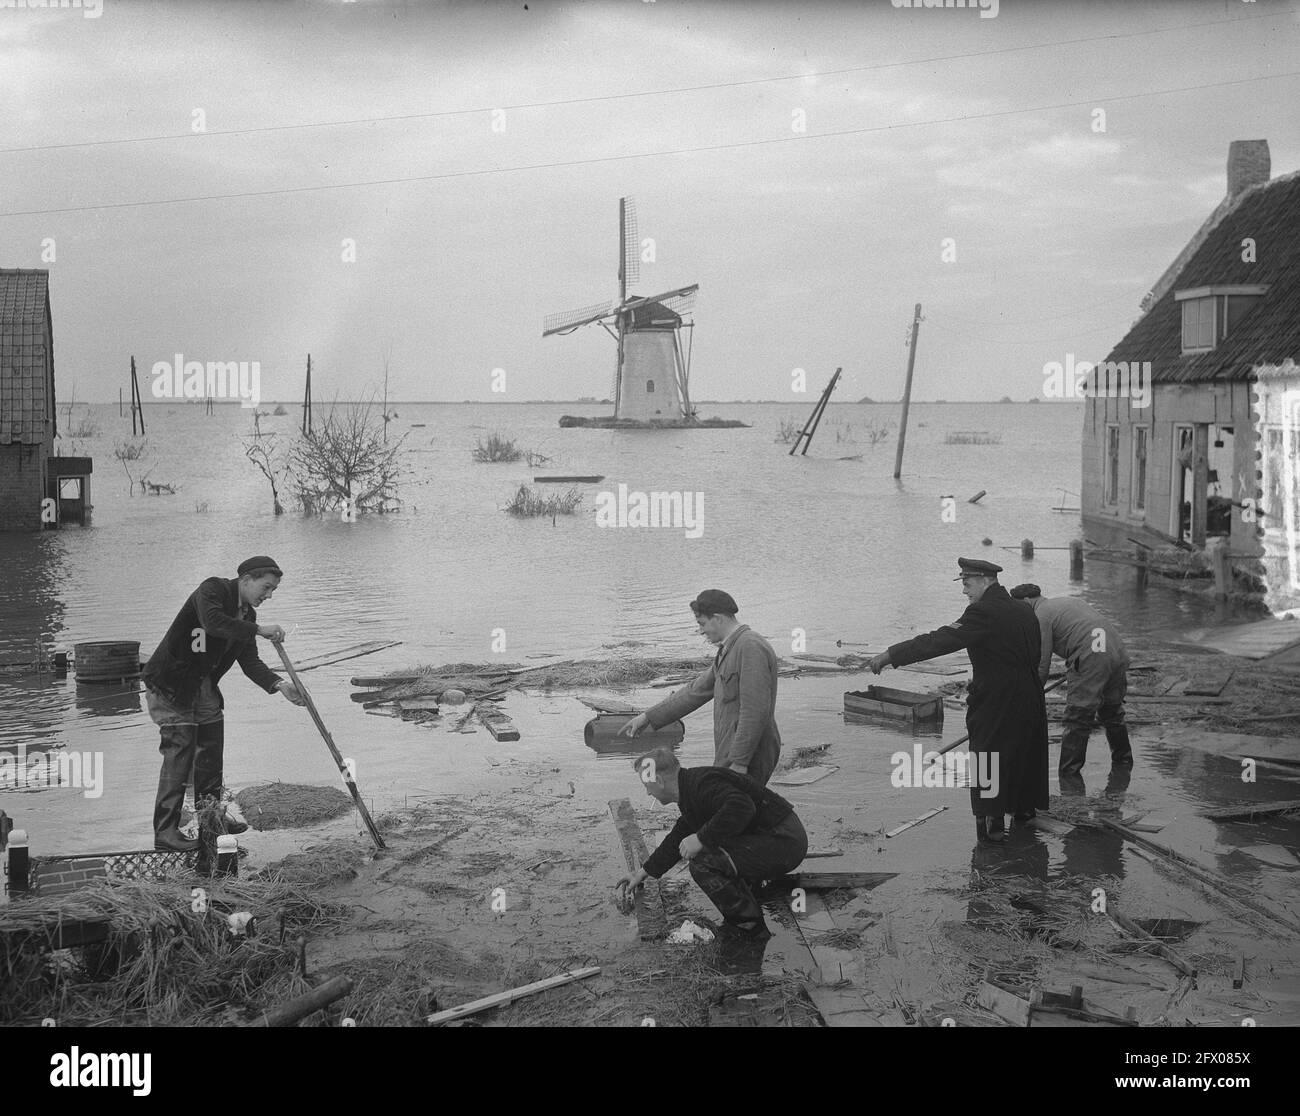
[0, 268, 55, 445]
[1104, 170, 1300, 384]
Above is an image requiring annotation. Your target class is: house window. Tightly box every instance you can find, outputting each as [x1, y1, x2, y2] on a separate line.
[1131, 426, 1148, 512]
[1181, 297, 1215, 352]
[646, 380, 655, 393]
[1105, 424, 1120, 505]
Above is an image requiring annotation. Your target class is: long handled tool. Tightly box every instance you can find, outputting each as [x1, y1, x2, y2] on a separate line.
[276, 641, 386, 849]
[928, 676, 1067, 763]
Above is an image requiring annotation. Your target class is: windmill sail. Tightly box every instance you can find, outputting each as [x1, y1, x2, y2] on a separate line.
[543, 299, 616, 336]
[621, 197, 640, 290]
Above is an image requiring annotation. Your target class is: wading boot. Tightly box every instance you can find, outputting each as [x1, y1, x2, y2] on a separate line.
[688, 850, 765, 927]
[1103, 717, 1133, 767]
[154, 723, 199, 852]
[1058, 725, 1091, 797]
[976, 815, 1006, 844]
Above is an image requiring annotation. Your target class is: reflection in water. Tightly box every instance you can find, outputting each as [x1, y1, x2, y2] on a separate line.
[75, 680, 144, 718]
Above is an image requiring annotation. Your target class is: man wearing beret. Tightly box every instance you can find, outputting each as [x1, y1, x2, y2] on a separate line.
[621, 590, 783, 787]
[142, 557, 306, 851]
[868, 559, 1049, 843]
[1009, 584, 1132, 795]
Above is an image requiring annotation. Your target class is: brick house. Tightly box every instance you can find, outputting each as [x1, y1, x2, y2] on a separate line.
[1080, 141, 1300, 611]
[0, 269, 92, 531]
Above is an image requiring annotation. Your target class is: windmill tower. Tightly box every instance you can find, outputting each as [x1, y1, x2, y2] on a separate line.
[543, 198, 699, 422]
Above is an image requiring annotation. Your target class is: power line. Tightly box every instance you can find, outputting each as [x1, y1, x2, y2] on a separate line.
[3, 6, 1294, 157]
[4, 69, 1297, 220]
[926, 315, 1137, 347]
[937, 288, 1143, 327]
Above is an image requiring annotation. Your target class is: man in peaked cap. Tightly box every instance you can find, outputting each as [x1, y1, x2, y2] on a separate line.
[868, 558, 1049, 843]
[621, 589, 783, 787]
[142, 556, 306, 851]
[1009, 584, 1132, 796]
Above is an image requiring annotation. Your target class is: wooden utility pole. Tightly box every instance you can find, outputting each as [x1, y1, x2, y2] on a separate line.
[893, 303, 922, 479]
[129, 355, 146, 435]
[615, 198, 627, 417]
[301, 354, 313, 435]
[789, 367, 842, 456]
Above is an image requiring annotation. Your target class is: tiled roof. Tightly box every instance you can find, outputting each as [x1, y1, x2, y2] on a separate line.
[0, 268, 54, 445]
[1102, 170, 1300, 384]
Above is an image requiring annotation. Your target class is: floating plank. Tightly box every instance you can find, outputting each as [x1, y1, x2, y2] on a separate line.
[576, 696, 638, 714]
[1027, 815, 1076, 836]
[978, 981, 1031, 1027]
[804, 848, 844, 859]
[774, 871, 898, 891]
[351, 674, 420, 688]
[1238, 844, 1300, 869]
[1199, 799, 1300, 821]
[770, 765, 838, 787]
[290, 641, 402, 673]
[1185, 670, 1234, 697]
[608, 799, 666, 941]
[533, 475, 604, 483]
[885, 806, 947, 838]
[426, 966, 601, 1025]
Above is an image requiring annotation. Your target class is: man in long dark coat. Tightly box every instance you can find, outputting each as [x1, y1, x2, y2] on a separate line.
[868, 557, 1049, 843]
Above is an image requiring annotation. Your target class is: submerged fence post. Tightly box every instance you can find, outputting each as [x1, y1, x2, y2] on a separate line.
[1069, 539, 1084, 581]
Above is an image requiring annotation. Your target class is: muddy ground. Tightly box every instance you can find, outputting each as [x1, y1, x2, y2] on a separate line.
[225, 635, 1300, 1028]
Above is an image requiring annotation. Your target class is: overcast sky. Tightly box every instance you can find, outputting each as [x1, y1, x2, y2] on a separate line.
[3, 0, 1299, 404]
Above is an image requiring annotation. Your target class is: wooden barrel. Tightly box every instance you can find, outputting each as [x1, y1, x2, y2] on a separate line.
[74, 641, 141, 682]
[584, 714, 684, 752]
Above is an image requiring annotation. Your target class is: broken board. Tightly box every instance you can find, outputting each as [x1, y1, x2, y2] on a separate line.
[774, 871, 898, 892]
[770, 765, 838, 786]
[1199, 799, 1300, 821]
[481, 713, 520, 742]
[608, 799, 666, 941]
[793, 893, 892, 1026]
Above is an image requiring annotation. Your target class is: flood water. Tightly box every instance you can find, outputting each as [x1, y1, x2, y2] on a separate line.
[0, 401, 1269, 854]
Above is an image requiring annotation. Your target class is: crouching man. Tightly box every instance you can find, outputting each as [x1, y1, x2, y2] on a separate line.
[615, 747, 807, 939]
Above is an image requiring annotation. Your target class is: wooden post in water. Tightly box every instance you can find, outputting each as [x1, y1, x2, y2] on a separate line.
[1021, 539, 1034, 560]
[129, 356, 146, 435]
[1213, 545, 1232, 599]
[1069, 539, 1084, 581]
[118, 388, 123, 418]
[789, 367, 842, 456]
[893, 303, 922, 479]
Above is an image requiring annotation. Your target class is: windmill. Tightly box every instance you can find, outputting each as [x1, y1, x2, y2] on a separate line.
[543, 198, 699, 422]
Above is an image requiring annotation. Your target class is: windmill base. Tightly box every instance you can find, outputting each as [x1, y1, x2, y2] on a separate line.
[557, 415, 748, 429]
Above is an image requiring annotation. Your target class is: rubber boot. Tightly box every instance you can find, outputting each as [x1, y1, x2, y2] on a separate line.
[975, 815, 1006, 844]
[1101, 709, 1133, 767]
[154, 723, 198, 851]
[1058, 725, 1090, 797]
[689, 850, 767, 934]
[193, 718, 225, 806]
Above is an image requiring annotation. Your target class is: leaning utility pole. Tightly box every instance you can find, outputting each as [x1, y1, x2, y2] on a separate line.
[893, 303, 922, 479]
[302, 354, 313, 435]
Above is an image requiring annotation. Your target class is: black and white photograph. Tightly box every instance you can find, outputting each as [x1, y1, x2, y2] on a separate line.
[1, 0, 1298, 1069]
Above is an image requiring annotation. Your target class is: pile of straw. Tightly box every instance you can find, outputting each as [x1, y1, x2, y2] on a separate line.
[234, 783, 354, 830]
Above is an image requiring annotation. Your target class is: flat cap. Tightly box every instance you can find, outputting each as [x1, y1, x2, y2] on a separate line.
[237, 555, 283, 578]
[1009, 583, 1042, 600]
[953, 557, 1003, 580]
[690, 589, 738, 616]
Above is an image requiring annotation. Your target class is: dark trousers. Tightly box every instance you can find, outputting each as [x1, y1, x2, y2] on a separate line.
[688, 812, 808, 926]
[148, 679, 224, 836]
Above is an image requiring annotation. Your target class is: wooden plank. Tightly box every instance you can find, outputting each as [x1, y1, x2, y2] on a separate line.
[1185, 670, 1234, 697]
[977, 981, 1031, 1027]
[1238, 844, 1300, 869]
[776, 871, 898, 891]
[898, 664, 968, 676]
[804, 847, 844, 859]
[291, 641, 402, 673]
[248, 976, 354, 1027]
[1126, 695, 1229, 705]
[352, 674, 420, 688]
[426, 966, 601, 1025]
[1108, 910, 1197, 980]
[608, 799, 666, 941]
[1181, 619, 1300, 660]
[1199, 799, 1300, 821]
[770, 765, 837, 786]
[396, 698, 441, 712]
[885, 806, 947, 838]
[577, 696, 638, 714]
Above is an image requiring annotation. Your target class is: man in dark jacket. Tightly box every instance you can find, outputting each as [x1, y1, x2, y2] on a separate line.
[868, 558, 1049, 844]
[615, 747, 807, 939]
[142, 556, 304, 851]
[620, 590, 783, 787]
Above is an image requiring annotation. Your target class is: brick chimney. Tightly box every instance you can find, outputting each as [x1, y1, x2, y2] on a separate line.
[1227, 139, 1270, 197]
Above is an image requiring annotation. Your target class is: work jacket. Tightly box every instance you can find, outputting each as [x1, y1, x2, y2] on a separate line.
[642, 767, 796, 878]
[142, 577, 281, 708]
[646, 624, 782, 786]
[1029, 596, 1129, 683]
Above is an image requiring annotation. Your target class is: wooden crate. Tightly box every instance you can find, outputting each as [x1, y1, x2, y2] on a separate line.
[844, 686, 943, 723]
